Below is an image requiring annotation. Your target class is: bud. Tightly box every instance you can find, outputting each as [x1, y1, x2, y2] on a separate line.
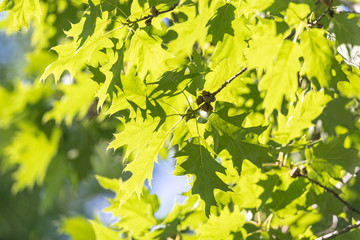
[150, 6, 159, 16]
[145, 18, 152, 26]
[196, 96, 204, 105]
[290, 167, 300, 178]
[202, 90, 210, 96]
[200, 103, 213, 112]
[203, 95, 211, 103]
[200, 104, 208, 112]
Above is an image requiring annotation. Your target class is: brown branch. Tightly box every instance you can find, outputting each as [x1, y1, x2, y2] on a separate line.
[284, 29, 296, 40]
[124, 1, 180, 26]
[308, 2, 333, 27]
[211, 67, 247, 97]
[298, 174, 360, 215]
[316, 220, 360, 240]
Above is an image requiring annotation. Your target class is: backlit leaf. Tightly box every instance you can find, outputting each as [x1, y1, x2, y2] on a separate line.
[40, 11, 115, 82]
[206, 3, 236, 45]
[300, 29, 337, 88]
[0, 0, 41, 30]
[108, 113, 178, 206]
[3, 124, 61, 193]
[197, 206, 245, 240]
[206, 104, 269, 174]
[273, 90, 331, 144]
[174, 138, 229, 216]
[259, 40, 301, 116]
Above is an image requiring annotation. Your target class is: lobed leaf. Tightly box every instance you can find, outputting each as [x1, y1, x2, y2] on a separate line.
[174, 138, 229, 216]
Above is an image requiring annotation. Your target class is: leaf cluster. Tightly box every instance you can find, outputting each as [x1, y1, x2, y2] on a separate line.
[2, 0, 360, 239]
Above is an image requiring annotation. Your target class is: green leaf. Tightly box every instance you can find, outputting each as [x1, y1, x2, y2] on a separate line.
[300, 29, 337, 88]
[284, 3, 310, 27]
[166, 4, 214, 57]
[231, 160, 267, 209]
[89, 220, 120, 240]
[0, 0, 41, 30]
[43, 73, 98, 125]
[111, 189, 158, 237]
[210, 17, 250, 67]
[197, 206, 245, 240]
[273, 90, 331, 144]
[96, 175, 121, 192]
[259, 40, 301, 116]
[332, 14, 360, 46]
[341, 175, 360, 210]
[174, 138, 229, 216]
[40, 11, 115, 82]
[61, 217, 96, 240]
[309, 134, 359, 175]
[266, 177, 307, 211]
[338, 67, 360, 100]
[105, 66, 148, 116]
[3, 124, 61, 193]
[206, 3, 236, 45]
[128, 29, 179, 80]
[108, 113, 177, 206]
[320, 97, 355, 135]
[95, 46, 124, 109]
[206, 104, 269, 174]
[96, 175, 158, 237]
[148, 67, 189, 99]
[204, 59, 245, 94]
[245, 18, 284, 74]
[246, 0, 275, 12]
[0, 82, 51, 127]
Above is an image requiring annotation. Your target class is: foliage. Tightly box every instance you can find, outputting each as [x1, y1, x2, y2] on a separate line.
[1, 0, 360, 239]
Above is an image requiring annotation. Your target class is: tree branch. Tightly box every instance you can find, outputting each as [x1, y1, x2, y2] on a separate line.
[211, 67, 247, 97]
[316, 220, 360, 240]
[307, 2, 333, 27]
[123, 1, 180, 26]
[284, 29, 296, 40]
[299, 174, 360, 215]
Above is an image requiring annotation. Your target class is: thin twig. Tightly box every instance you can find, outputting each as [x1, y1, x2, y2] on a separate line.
[124, 1, 180, 26]
[299, 174, 360, 215]
[211, 67, 247, 97]
[316, 220, 360, 240]
[308, 3, 333, 27]
[284, 29, 296, 40]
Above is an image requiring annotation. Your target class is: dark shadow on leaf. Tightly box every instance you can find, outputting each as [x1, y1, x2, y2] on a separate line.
[320, 97, 354, 135]
[78, 0, 102, 49]
[265, 177, 307, 210]
[206, 3, 235, 45]
[163, 30, 178, 44]
[146, 98, 167, 131]
[148, 67, 190, 99]
[206, 102, 270, 174]
[257, 174, 281, 211]
[88, 65, 106, 84]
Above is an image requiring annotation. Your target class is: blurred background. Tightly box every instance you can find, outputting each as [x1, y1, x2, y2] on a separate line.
[0, 2, 189, 239]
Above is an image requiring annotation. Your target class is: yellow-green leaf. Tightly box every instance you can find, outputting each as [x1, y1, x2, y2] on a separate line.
[3, 124, 61, 193]
[300, 29, 335, 88]
[43, 73, 98, 125]
[0, 0, 41, 30]
[259, 40, 301, 116]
